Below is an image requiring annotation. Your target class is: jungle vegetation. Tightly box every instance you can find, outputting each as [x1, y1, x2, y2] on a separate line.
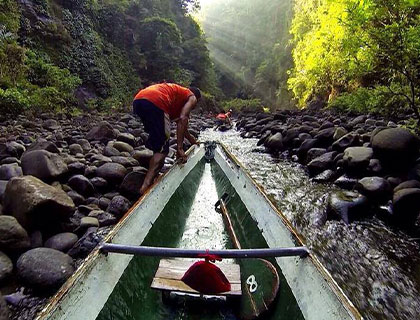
[200, 0, 420, 121]
[0, 0, 217, 116]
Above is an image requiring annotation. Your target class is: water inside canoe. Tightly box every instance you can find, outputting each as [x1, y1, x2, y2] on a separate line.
[97, 159, 304, 320]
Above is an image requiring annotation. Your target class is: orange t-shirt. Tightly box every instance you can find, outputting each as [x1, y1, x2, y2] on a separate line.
[134, 83, 194, 120]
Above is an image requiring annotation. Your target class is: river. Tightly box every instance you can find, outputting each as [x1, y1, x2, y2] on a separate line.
[200, 128, 420, 320]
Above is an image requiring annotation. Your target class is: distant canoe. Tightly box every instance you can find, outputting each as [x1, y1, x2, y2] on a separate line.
[36, 142, 362, 320]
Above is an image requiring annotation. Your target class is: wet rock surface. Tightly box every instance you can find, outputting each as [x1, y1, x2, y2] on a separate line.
[17, 248, 74, 291]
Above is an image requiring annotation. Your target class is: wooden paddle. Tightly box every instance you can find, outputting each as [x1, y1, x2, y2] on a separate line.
[216, 196, 280, 320]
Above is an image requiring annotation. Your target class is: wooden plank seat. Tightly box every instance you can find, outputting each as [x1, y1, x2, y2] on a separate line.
[151, 259, 242, 296]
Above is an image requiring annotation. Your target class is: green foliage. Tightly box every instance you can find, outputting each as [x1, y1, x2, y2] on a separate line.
[289, 0, 420, 121]
[0, 0, 21, 33]
[0, 88, 30, 117]
[329, 86, 408, 117]
[0, 0, 218, 116]
[222, 98, 264, 113]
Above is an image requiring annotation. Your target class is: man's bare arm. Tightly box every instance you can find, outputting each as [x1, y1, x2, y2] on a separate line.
[176, 95, 197, 161]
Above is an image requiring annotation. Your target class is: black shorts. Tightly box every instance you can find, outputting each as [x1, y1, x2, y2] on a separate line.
[133, 99, 170, 154]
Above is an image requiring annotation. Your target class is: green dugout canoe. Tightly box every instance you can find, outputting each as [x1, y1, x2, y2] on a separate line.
[36, 142, 362, 320]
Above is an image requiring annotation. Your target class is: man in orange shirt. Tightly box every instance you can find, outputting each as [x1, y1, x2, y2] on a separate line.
[133, 83, 201, 194]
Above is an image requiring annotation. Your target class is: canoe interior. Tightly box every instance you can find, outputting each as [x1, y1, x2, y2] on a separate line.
[97, 158, 304, 320]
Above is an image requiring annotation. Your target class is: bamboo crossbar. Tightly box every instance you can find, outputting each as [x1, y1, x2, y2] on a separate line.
[100, 243, 309, 258]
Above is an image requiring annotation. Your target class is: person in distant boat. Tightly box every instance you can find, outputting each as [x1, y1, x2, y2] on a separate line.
[215, 109, 232, 126]
[133, 83, 201, 194]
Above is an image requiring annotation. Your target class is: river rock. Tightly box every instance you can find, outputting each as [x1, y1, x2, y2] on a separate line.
[394, 180, 420, 193]
[68, 175, 95, 197]
[17, 248, 74, 291]
[0, 293, 9, 320]
[306, 148, 327, 163]
[343, 147, 373, 173]
[0, 181, 7, 203]
[21, 150, 68, 181]
[332, 133, 360, 152]
[68, 227, 101, 258]
[314, 127, 336, 147]
[334, 175, 358, 190]
[76, 139, 91, 152]
[132, 149, 153, 168]
[88, 210, 117, 227]
[355, 177, 391, 203]
[26, 140, 59, 154]
[120, 171, 146, 198]
[333, 127, 348, 140]
[67, 190, 85, 206]
[372, 128, 420, 168]
[112, 141, 134, 153]
[117, 133, 136, 146]
[103, 146, 120, 157]
[307, 152, 336, 176]
[0, 163, 22, 181]
[297, 139, 318, 162]
[96, 163, 127, 183]
[392, 188, 420, 227]
[107, 195, 131, 217]
[326, 191, 369, 223]
[0, 216, 30, 251]
[4, 176, 75, 230]
[0, 251, 13, 283]
[44, 233, 78, 252]
[110, 156, 138, 167]
[69, 144, 84, 155]
[80, 217, 99, 229]
[86, 121, 117, 142]
[264, 133, 283, 150]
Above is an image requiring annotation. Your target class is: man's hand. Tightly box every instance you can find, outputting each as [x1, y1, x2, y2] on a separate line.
[177, 149, 187, 164]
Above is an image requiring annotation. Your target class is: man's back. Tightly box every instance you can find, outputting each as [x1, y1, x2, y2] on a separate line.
[134, 83, 193, 120]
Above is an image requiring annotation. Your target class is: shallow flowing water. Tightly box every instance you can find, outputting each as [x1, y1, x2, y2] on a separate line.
[200, 128, 420, 320]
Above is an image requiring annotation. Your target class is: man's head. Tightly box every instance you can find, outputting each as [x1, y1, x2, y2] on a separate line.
[189, 87, 201, 101]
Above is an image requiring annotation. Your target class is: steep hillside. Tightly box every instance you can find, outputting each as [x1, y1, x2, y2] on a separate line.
[0, 0, 217, 117]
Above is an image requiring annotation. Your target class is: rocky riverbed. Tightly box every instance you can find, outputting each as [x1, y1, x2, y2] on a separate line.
[237, 109, 420, 231]
[0, 112, 213, 319]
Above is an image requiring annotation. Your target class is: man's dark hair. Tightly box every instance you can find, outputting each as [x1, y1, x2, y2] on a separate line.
[189, 87, 201, 100]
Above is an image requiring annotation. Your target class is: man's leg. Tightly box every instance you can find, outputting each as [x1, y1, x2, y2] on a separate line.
[139, 152, 167, 195]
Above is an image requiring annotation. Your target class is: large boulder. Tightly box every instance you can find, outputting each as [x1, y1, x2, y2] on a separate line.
[4, 176, 75, 230]
[0, 251, 13, 283]
[343, 147, 373, 174]
[264, 133, 283, 150]
[297, 139, 318, 162]
[372, 128, 420, 168]
[355, 177, 392, 203]
[392, 188, 420, 227]
[44, 233, 78, 252]
[68, 175, 95, 197]
[17, 248, 74, 291]
[86, 122, 117, 142]
[0, 216, 30, 251]
[0, 164, 22, 181]
[132, 149, 153, 168]
[21, 150, 68, 181]
[326, 191, 369, 224]
[96, 163, 127, 184]
[120, 171, 147, 198]
[307, 152, 336, 176]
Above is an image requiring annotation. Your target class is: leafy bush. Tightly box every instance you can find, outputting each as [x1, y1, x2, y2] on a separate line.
[222, 98, 264, 112]
[0, 88, 30, 117]
[329, 86, 408, 117]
